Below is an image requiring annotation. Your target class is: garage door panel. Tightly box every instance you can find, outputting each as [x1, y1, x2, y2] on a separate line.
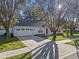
[13, 30, 35, 36]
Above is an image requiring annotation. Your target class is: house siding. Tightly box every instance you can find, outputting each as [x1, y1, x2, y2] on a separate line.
[13, 26, 46, 36]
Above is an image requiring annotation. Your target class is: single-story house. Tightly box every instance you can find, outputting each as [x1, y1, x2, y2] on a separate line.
[0, 19, 63, 36]
[13, 20, 52, 36]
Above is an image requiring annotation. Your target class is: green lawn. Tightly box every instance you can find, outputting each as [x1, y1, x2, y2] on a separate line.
[65, 34, 79, 45]
[5, 52, 31, 59]
[63, 33, 79, 38]
[35, 34, 66, 41]
[65, 40, 79, 45]
[0, 35, 26, 52]
[48, 35, 66, 41]
[73, 34, 79, 37]
[73, 34, 79, 36]
[35, 33, 79, 41]
[48, 34, 79, 41]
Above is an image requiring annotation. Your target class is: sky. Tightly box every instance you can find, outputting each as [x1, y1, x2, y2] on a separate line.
[20, 0, 79, 20]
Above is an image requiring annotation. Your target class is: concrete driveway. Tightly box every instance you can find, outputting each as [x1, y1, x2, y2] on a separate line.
[17, 36, 79, 59]
[18, 35, 47, 42]
[31, 42, 77, 59]
[17, 36, 50, 50]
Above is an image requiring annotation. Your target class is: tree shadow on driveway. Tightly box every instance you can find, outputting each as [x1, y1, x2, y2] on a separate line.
[18, 36, 47, 42]
[31, 40, 59, 59]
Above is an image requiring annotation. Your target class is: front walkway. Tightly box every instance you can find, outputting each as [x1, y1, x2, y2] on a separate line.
[0, 36, 78, 59]
[0, 47, 30, 59]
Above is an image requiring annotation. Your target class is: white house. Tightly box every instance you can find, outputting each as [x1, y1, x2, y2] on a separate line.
[0, 19, 63, 36]
[13, 20, 52, 36]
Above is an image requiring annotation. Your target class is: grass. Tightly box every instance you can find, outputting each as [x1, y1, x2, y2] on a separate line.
[35, 34, 66, 41]
[48, 35, 66, 41]
[5, 52, 31, 59]
[0, 24, 4, 29]
[60, 33, 79, 39]
[0, 35, 26, 52]
[35, 33, 79, 41]
[65, 40, 79, 45]
[65, 33, 79, 45]
[73, 34, 79, 37]
[55, 33, 79, 41]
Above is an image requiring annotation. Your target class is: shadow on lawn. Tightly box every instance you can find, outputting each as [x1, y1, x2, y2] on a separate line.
[0, 36, 19, 45]
[31, 40, 59, 59]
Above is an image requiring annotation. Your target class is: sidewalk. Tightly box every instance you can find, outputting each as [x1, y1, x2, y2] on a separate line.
[0, 47, 30, 59]
[57, 39, 72, 44]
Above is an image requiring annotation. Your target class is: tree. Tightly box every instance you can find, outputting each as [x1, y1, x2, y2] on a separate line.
[69, 1, 79, 36]
[62, 18, 77, 36]
[36, 0, 65, 40]
[34, 0, 78, 40]
[48, 18, 59, 40]
[0, 0, 18, 40]
[31, 6, 46, 20]
[0, 0, 25, 40]
[62, 1, 78, 36]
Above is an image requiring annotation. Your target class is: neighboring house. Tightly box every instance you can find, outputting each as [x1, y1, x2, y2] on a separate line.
[13, 20, 52, 36]
[0, 29, 6, 35]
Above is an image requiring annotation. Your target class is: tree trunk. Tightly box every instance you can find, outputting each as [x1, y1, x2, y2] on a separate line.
[6, 30, 11, 41]
[70, 29, 73, 36]
[52, 31, 56, 41]
[66, 32, 69, 37]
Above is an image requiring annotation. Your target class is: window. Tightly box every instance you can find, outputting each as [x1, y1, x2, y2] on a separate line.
[16, 28, 20, 31]
[26, 28, 29, 30]
[26, 28, 33, 31]
[21, 28, 25, 31]
[29, 29, 33, 31]
[38, 30, 43, 33]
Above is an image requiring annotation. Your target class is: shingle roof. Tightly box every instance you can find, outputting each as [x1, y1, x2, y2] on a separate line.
[15, 20, 46, 27]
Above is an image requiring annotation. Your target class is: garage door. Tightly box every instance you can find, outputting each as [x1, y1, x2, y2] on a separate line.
[13, 28, 35, 36]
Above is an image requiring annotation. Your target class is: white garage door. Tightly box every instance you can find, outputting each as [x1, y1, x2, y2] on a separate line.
[13, 28, 36, 36]
[13, 27, 45, 36]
